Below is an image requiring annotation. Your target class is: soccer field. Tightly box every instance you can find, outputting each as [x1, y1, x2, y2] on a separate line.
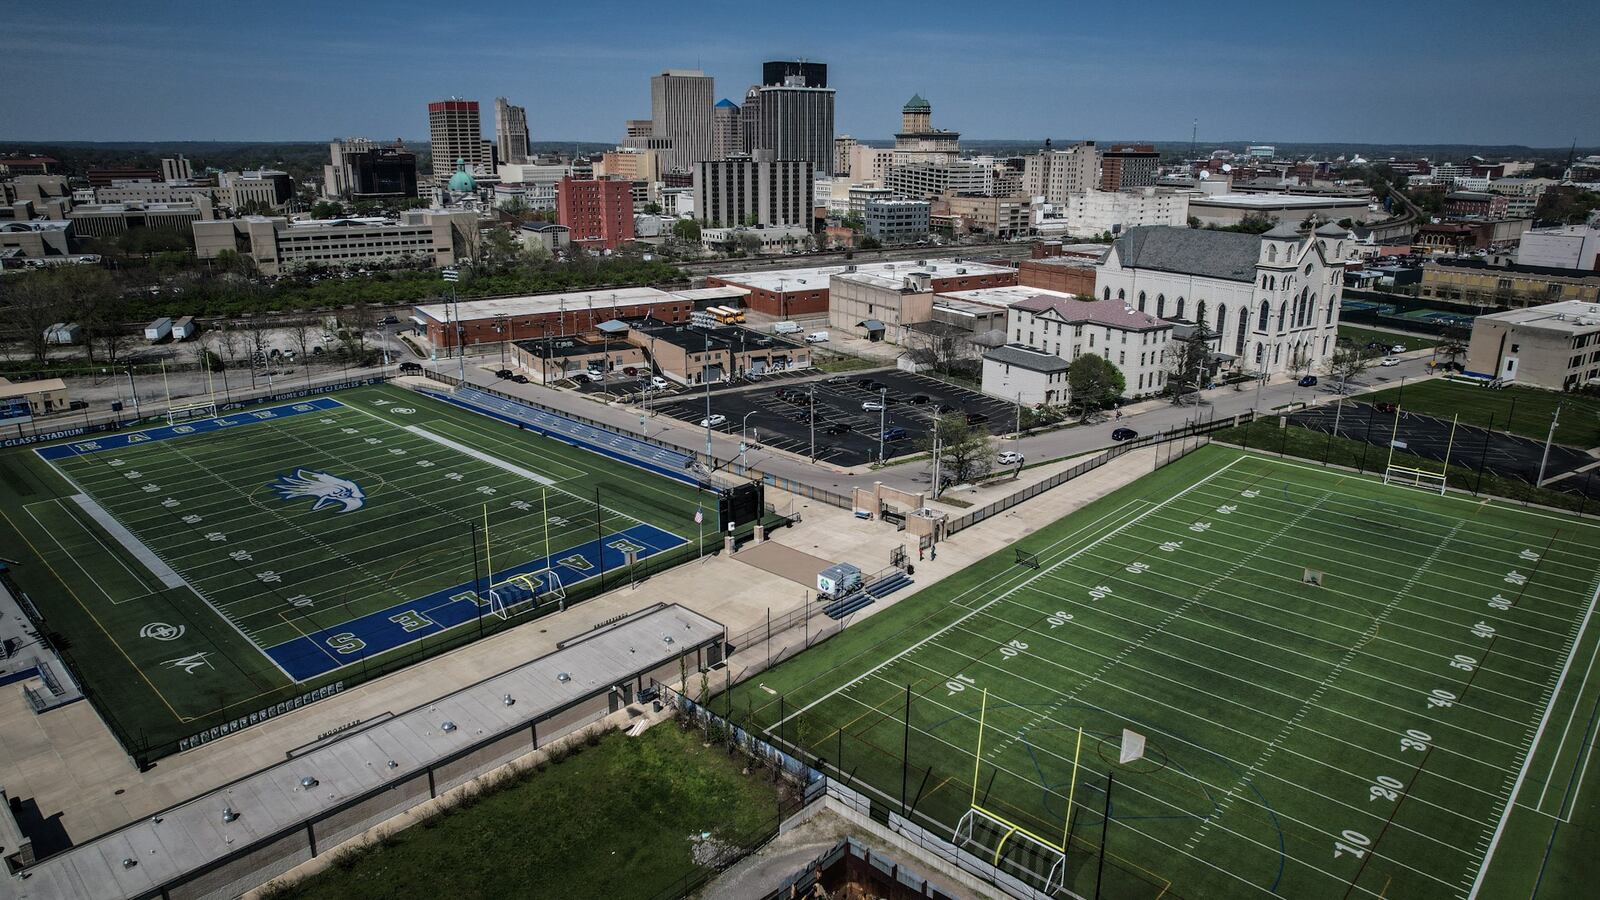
[728, 447, 1600, 899]
[0, 383, 714, 761]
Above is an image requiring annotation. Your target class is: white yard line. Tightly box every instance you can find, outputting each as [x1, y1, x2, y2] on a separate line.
[401, 425, 554, 485]
[1535, 610, 1600, 813]
[771, 456, 1244, 730]
[1466, 575, 1600, 899]
[67, 493, 187, 590]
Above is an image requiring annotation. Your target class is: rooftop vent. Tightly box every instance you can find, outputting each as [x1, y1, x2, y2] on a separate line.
[557, 672, 572, 682]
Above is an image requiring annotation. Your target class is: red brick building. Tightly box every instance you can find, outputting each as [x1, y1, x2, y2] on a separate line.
[1017, 257, 1098, 295]
[706, 259, 1018, 318]
[413, 287, 693, 350]
[557, 176, 635, 251]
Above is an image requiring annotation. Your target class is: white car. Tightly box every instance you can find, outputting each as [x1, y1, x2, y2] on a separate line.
[1390, 345, 1406, 354]
[862, 400, 885, 411]
[1380, 357, 1401, 367]
[699, 414, 727, 427]
[649, 376, 670, 390]
[998, 451, 1024, 466]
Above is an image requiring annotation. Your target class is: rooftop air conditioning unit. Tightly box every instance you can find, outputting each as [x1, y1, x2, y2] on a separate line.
[956, 267, 967, 274]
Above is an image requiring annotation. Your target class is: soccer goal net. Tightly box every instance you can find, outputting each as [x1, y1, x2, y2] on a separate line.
[953, 806, 1068, 894]
[166, 400, 218, 425]
[1383, 465, 1447, 495]
[487, 570, 564, 620]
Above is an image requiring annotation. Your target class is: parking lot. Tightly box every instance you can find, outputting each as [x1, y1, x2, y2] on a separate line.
[652, 369, 1018, 466]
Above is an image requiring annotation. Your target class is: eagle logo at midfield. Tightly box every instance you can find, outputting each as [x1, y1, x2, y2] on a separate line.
[271, 469, 366, 513]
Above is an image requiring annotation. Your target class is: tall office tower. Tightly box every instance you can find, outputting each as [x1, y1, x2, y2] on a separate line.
[495, 97, 531, 165]
[650, 69, 714, 172]
[712, 99, 743, 159]
[161, 155, 193, 182]
[1023, 140, 1099, 204]
[762, 60, 827, 88]
[833, 136, 856, 178]
[740, 85, 763, 153]
[756, 77, 836, 175]
[480, 139, 499, 175]
[694, 150, 814, 227]
[428, 98, 481, 181]
[1099, 143, 1160, 191]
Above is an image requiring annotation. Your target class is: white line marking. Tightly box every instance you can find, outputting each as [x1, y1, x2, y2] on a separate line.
[69, 493, 187, 589]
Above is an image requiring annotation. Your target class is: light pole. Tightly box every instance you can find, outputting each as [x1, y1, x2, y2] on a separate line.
[808, 384, 816, 461]
[741, 411, 759, 445]
[702, 328, 715, 463]
[877, 386, 887, 464]
[1537, 403, 1561, 487]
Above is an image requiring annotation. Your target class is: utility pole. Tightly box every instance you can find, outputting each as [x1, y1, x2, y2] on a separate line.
[930, 411, 942, 500]
[1537, 403, 1561, 487]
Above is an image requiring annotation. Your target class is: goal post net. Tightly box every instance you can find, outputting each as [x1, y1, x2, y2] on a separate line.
[486, 570, 563, 620]
[949, 689, 1076, 894]
[166, 400, 218, 425]
[1383, 465, 1447, 495]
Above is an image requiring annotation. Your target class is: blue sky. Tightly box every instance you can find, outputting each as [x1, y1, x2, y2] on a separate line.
[3, 0, 1595, 147]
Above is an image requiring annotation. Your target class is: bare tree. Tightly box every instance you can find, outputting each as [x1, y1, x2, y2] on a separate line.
[1434, 326, 1469, 369]
[1327, 342, 1370, 394]
[288, 319, 315, 365]
[1288, 346, 1315, 381]
[2, 273, 69, 365]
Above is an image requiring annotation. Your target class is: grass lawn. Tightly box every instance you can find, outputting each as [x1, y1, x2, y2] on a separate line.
[1338, 324, 1436, 353]
[1357, 379, 1600, 447]
[722, 446, 1600, 899]
[278, 724, 786, 900]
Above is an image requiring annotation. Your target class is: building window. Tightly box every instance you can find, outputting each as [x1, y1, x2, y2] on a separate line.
[1138, 291, 1146, 312]
[1257, 301, 1269, 331]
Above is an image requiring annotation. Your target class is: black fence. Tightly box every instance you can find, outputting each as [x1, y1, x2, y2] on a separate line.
[946, 413, 1252, 534]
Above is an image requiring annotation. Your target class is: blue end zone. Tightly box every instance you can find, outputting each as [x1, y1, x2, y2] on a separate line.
[262, 522, 687, 681]
[34, 397, 345, 460]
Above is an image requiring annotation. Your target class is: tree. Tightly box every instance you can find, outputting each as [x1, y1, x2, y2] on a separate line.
[841, 212, 864, 232]
[1193, 299, 1208, 331]
[1166, 331, 1210, 405]
[919, 414, 996, 486]
[309, 200, 343, 219]
[736, 231, 763, 255]
[642, 201, 662, 215]
[671, 219, 702, 243]
[1327, 341, 1370, 393]
[859, 235, 883, 250]
[3, 278, 63, 365]
[479, 227, 523, 274]
[1288, 345, 1314, 380]
[1434, 326, 1469, 369]
[1066, 353, 1122, 420]
[1187, 215, 1201, 229]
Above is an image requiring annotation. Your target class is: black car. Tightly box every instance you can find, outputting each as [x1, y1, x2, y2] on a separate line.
[496, 368, 514, 380]
[825, 423, 850, 435]
[398, 362, 423, 375]
[1298, 375, 1318, 387]
[965, 412, 989, 425]
[856, 378, 877, 390]
[511, 374, 530, 384]
[907, 394, 932, 404]
[1111, 427, 1139, 441]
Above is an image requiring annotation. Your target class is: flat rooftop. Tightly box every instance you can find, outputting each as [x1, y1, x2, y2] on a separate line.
[710, 257, 1014, 293]
[8, 604, 724, 900]
[1478, 301, 1600, 333]
[634, 322, 804, 353]
[938, 285, 1080, 309]
[415, 286, 681, 323]
[1190, 193, 1369, 209]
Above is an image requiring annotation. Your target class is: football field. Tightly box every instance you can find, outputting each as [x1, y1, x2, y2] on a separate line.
[0, 383, 713, 760]
[729, 448, 1600, 899]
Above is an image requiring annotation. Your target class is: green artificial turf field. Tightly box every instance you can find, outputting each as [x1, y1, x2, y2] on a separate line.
[1356, 379, 1600, 448]
[728, 447, 1600, 899]
[0, 383, 713, 762]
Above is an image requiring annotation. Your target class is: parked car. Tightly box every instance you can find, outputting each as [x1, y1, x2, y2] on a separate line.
[772, 321, 802, 334]
[907, 394, 931, 404]
[622, 366, 638, 376]
[862, 399, 885, 411]
[825, 423, 851, 435]
[650, 376, 671, 390]
[1375, 401, 1399, 413]
[1380, 357, 1400, 367]
[381, 314, 400, 325]
[805, 331, 830, 343]
[881, 427, 908, 442]
[399, 362, 423, 375]
[856, 378, 877, 390]
[699, 414, 727, 428]
[965, 412, 989, 425]
[998, 450, 1025, 466]
[825, 375, 849, 384]
[1390, 345, 1406, 354]
[496, 368, 513, 380]
[1298, 375, 1318, 387]
[1111, 427, 1139, 442]
[511, 374, 530, 384]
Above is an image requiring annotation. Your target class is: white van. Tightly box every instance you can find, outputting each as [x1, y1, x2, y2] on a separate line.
[805, 331, 830, 343]
[772, 321, 802, 334]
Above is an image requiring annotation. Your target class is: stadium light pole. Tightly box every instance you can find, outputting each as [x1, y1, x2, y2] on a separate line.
[1537, 403, 1562, 487]
[703, 328, 715, 464]
[808, 384, 816, 461]
[878, 387, 887, 464]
